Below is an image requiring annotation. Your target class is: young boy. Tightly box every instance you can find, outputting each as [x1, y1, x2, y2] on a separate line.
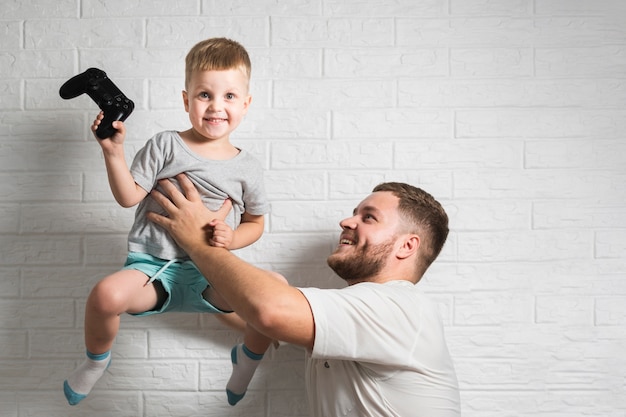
[64, 38, 273, 407]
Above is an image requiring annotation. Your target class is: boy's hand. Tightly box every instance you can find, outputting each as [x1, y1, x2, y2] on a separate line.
[92, 111, 126, 147]
[207, 219, 234, 249]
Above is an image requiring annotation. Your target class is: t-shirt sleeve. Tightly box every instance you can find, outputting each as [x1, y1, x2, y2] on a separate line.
[130, 135, 167, 192]
[240, 156, 269, 216]
[299, 284, 424, 366]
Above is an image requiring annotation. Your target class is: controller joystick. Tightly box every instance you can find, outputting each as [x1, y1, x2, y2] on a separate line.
[59, 68, 135, 139]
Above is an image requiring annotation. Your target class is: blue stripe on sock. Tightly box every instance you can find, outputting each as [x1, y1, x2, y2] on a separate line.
[241, 344, 264, 361]
[64, 380, 87, 405]
[86, 350, 111, 361]
[226, 388, 245, 406]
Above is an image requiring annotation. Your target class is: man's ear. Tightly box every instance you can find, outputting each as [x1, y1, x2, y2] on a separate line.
[397, 234, 420, 259]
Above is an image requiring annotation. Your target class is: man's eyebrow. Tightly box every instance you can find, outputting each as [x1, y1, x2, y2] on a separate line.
[354, 205, 382, 217]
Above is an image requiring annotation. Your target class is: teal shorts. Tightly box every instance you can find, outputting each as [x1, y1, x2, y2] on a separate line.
[123, 252, 229, 316]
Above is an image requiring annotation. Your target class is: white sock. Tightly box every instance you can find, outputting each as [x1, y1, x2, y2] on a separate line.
[63, 350, 111, 405]
[226, 344, 263, 406]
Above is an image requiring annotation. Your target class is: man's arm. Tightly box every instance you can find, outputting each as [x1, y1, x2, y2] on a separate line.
[147, 174, 315, 349]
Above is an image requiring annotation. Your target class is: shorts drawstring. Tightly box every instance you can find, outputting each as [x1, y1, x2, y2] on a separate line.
[145, 258, 178, 286]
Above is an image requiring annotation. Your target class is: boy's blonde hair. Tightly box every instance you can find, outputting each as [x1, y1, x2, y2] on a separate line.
[184, 38, 251, 88]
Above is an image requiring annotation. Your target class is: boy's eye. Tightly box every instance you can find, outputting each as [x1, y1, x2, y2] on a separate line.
[226, 93, 235, 100]
[199, 92, 210, 99]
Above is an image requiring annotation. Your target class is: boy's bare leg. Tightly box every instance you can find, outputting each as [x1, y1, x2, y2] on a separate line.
[64, 269, 162, 405]
[215, 311, 247, 333]
[84, 269, 163, 352]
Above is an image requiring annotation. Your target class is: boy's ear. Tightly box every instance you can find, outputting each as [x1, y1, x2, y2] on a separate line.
[243, 94, 252, 113]
[396, 235, 420, 259]
[182, 90, 189, 112]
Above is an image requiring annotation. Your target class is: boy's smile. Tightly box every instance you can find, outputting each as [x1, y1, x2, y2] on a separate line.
[182, 68, 251, 144]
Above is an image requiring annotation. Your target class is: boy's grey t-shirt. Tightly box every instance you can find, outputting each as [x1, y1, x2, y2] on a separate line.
[127, 130, 269, 260]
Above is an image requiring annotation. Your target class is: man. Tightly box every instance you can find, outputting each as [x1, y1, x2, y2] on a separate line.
[148, 174, 461, 416]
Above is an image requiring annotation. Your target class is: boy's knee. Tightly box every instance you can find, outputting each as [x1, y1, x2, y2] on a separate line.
[88, 281, 125, 314]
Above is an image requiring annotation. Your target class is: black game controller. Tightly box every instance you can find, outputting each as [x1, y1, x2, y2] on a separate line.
[59, 68, 134, 139]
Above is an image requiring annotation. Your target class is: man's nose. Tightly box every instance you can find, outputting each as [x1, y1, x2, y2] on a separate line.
[339, 216, 357, 230]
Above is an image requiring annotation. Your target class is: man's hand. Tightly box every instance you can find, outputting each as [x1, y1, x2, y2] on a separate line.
[147, 173, 233, 251]
[149, 175, 315, 349]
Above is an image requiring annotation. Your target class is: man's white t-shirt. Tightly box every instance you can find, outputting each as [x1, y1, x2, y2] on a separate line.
[299, 280, 460, 417]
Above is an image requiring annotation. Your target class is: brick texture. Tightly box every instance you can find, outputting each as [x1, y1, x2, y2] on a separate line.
[1, 0, 625, 416]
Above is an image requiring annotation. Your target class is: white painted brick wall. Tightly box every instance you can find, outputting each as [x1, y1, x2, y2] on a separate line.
[1, 0, 625, 416]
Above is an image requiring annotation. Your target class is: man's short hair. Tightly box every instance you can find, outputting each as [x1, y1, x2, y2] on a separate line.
[373, 182, 449, 273]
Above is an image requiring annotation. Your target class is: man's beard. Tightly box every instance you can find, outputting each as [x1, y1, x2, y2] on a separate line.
[327, 237, 396, 282]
